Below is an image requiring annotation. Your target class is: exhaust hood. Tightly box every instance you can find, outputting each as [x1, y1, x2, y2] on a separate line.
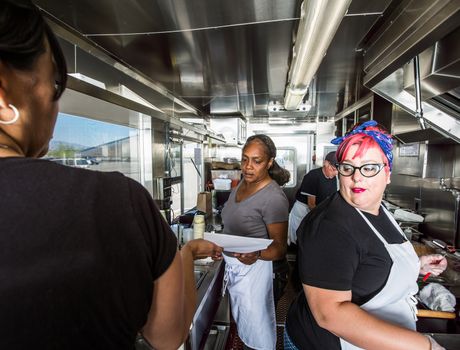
[372, 26, 460, 143]
[362, 0, 460, 143]
[393, 126, 455, 144]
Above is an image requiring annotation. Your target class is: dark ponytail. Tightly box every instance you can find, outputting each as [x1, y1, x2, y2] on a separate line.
[268, 160, 291, 186]
[243, 134, 290, 186]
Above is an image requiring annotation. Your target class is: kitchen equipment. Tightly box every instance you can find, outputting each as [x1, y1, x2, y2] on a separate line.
[433, 239, 448, 250]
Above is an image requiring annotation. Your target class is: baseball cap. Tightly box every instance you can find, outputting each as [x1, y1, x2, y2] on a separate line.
[325, 151, 337, 165]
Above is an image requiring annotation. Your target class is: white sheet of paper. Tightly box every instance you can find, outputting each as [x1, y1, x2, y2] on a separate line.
[204, 232, 273, 253]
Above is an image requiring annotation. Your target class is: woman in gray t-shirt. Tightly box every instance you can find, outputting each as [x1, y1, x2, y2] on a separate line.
[221, 134, 289, 350]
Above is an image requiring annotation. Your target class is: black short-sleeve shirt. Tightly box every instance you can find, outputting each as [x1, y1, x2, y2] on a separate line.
[295, 167, 337, 205]
[0, 157, 177, 349]
[286, 193, 406, 349]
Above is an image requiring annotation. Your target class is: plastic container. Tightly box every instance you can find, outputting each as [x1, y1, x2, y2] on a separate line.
[182, 228, 193, 243]
[211, 170, 241, 181]
[213, 178, 232, 190]
[404, 228, 413, 241]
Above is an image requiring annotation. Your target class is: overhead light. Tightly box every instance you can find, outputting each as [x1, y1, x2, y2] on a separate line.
[69, 73, 106, 90]
[284, 0, 352, 110]
[118, 85, 163, 112]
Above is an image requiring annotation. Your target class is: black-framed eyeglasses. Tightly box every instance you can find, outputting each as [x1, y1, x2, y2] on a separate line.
[336, 163, 387, 177]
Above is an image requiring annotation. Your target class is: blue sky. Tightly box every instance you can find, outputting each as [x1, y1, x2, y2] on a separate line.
[53, 113, 134, 148]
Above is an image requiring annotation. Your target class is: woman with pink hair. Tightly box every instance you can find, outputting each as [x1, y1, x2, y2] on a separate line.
[285, 121, 447, 349]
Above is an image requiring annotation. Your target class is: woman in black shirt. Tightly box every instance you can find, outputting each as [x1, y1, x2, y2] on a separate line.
[0, 2, 222, 349]
[285, 121, 447, 350]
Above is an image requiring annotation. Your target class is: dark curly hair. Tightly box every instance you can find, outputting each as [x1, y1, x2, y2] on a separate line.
[243, 134, 290, 186]
[0, 0, 67, 100]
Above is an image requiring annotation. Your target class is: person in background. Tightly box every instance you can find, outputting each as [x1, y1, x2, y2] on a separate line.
[285, 121, 447, 350]
[0, 2, 222, 349]
[221, 134, 290, 350]
[288, 151, 338, 292]
[288, 150, 338, 245]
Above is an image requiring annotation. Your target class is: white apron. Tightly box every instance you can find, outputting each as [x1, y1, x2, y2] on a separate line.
[288, 200, 309, 245]
[339, 206, 420, 350]
[223, 255, 276, 350]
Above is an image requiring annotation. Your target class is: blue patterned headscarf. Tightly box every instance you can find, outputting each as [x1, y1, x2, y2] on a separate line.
[331, 120, 394, 170]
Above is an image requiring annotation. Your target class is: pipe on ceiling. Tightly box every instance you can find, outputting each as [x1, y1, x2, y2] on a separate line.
[413, 55, 426, 130]
[284, 0, 352, 110]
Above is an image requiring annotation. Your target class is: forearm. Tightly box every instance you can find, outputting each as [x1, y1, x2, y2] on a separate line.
[143, 240, 221, 348]
[262, 221, 288, 261]
[259, 241, 286, 261]
[180, 245, 197, 341]
[318, 300, 430, 350]
[142, 253, 186, 350]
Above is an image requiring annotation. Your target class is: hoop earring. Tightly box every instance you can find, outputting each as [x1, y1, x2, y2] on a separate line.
[0, 104, 20, 125]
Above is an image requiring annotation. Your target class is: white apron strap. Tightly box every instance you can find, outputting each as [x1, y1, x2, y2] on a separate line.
[339, 207, 420, 349]
[288, 200, 309, 245]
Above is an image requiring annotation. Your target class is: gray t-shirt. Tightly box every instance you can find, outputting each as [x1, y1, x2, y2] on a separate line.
[221, 180, 289, 239]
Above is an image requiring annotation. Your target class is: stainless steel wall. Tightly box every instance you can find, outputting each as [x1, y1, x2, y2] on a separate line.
[152, 120, 168, 179]
[387, 137, 460, 247]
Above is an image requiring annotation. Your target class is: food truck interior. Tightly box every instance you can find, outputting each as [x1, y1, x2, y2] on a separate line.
[25, 0, 460, 348]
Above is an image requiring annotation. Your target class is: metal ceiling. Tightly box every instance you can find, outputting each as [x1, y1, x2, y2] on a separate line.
[35, 0, 394, 121]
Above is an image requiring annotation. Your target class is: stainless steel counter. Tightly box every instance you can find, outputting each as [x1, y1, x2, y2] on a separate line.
[187, 259, 225, 350]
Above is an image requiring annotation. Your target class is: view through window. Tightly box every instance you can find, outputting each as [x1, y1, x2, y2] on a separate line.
[45, 113, 141, 182]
